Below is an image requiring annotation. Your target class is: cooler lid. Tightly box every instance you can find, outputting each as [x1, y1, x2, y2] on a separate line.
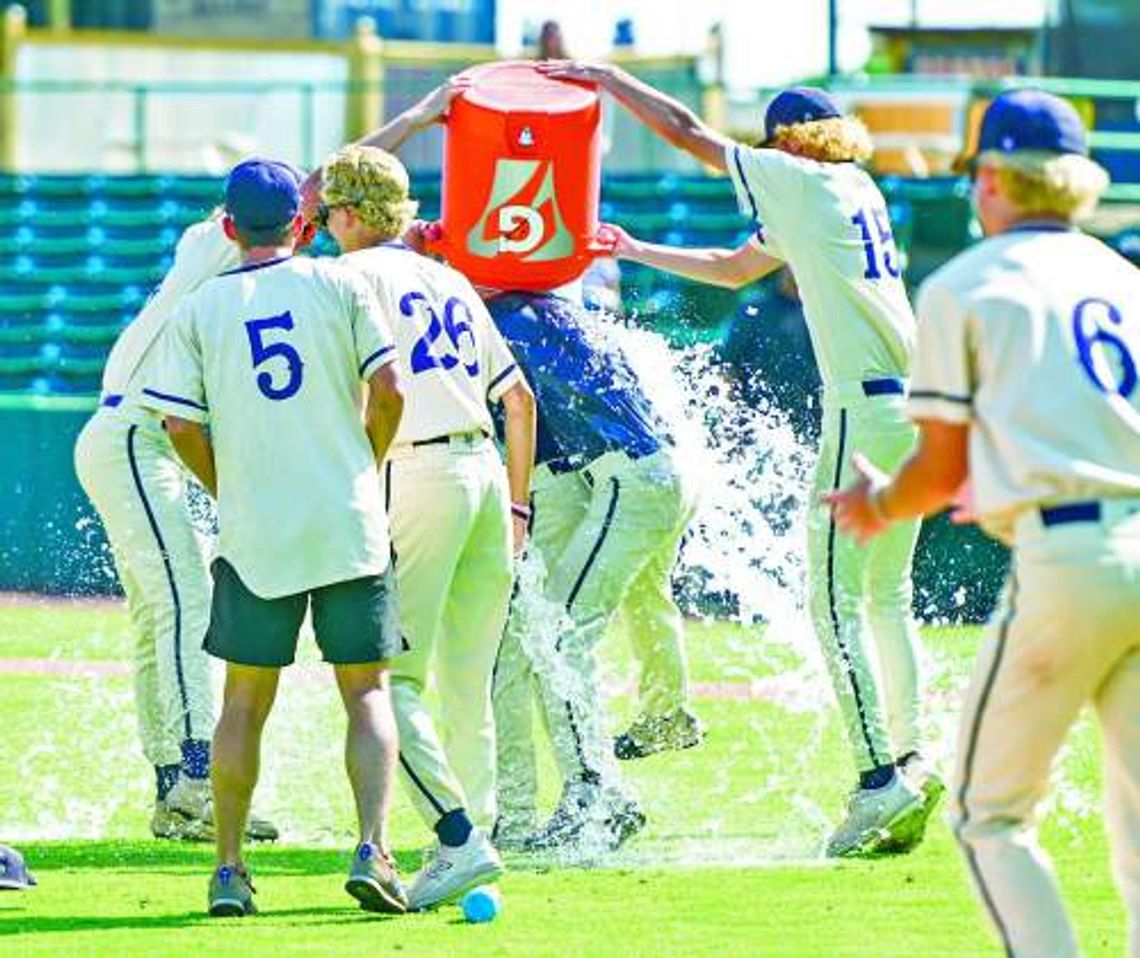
[460, 61, 597, 115]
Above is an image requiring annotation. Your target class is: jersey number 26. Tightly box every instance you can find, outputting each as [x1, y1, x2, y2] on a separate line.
[401, 291, 480, 377]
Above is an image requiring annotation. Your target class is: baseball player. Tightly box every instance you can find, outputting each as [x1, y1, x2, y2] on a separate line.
[544, 62, 938, 856]
[74, 209, 279, 843]
[317, 140, 536, 910]
[141, 158, 408, 918]
[323, 79, 703, 850]
[485, 289, 698, 851]
[829, 89, 1140, 958]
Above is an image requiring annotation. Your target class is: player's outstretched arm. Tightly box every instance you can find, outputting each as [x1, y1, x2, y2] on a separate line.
[164, 417, 218, 497]
[364, 363, 405, 464]
[539, 61, 731, 171]
[605, 223, 782, 291]
[357, 75, 471, 153]
[301, 77, 472, 219]
[499, 379, 536, 554]
[825, 419, 968, 545]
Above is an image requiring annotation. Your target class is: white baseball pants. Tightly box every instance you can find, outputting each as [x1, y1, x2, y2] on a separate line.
[950, 500, 1140, 958]
[809, 386, 923, 774]
[73, 406, 215, 768]
[384, 437, 513, 833]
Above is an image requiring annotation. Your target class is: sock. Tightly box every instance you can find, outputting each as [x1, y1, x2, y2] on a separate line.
[859, 764, 896, 791]
[156, 764, 180, 802]
[180, 738, 211, 780]
[435, 809, 474, 848]
[895, 751, 920, 770]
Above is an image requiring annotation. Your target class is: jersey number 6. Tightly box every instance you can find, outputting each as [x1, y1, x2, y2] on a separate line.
[245, 311, 304, 401]
[1071, 297, 1138, 399]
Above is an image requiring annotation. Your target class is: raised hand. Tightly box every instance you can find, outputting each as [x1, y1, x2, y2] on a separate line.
[536, 60, 613, 85]
[414, 74, 474, 126]
[596, 222, 637, 258]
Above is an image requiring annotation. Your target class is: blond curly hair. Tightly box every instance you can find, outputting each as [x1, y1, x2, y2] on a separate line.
[979, 149, 1109, 221]
[768, 116, 874, 164]
[321, 145, 419, 240]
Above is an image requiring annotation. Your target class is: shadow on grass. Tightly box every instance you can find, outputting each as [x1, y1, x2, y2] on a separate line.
[15, 842, 424, 876]
[0, 906, 398, 936]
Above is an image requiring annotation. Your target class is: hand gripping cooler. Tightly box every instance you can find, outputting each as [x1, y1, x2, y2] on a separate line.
[428, 61, 614, 291]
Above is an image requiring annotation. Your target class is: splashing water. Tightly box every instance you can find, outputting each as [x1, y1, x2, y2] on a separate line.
[10, 310, 1100, 862]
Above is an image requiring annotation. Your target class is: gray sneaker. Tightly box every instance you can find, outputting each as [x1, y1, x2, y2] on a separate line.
[208, 864, 256, 917]
[614, 708, 704, 760]
[345, 842, 408, 914]
[825, 775, 927, 859]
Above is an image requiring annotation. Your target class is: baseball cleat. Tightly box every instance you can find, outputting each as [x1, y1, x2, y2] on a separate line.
[523, 780, 646, 852]
[875, 758, 947, 855]
[825, 774, 926, 859]
[614, 708, 704, 761]
[407, 828, 503, 912]
[208, 864, 257, 917]
[345, 842, 408, 914]
[154, 777, 280, 843]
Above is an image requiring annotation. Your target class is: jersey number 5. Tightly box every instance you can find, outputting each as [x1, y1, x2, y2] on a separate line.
[401, 291, 480, 377]
[851, 207, 901, 280]
[1071, 297, 1138, 398]
[245, 311, 304, 401]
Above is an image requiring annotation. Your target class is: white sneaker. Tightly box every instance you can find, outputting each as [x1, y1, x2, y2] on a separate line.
[407, 828, 503, 912]
[901, 757, 947, 811]
[825, 774, 926, 859]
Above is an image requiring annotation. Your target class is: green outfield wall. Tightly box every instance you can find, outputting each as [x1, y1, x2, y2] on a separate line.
[1, 402, 1007, 622]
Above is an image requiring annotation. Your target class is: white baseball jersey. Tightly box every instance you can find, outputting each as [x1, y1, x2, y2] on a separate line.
[101, 216, 239, 400]
[338, 243, 524, 445]
[140, 256, 399, 599]
[910, 226, 1140, 542]
[725, 144, 917, 386]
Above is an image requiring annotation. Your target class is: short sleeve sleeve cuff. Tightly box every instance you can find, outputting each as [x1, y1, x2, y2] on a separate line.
[139, 387, 209, 424]
[486, 362, 524, 403]
[358, 344, 397, 381]
[906, 391, 972, 425]
[726, 143, 761, 223]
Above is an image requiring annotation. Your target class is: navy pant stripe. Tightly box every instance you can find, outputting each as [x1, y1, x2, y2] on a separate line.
[953, 576, 1018, 958]
[564, 477, 621, 616]
[399, 753, 448, 818]
[825, 408, 885, 769]
[126, 425, 191, 740]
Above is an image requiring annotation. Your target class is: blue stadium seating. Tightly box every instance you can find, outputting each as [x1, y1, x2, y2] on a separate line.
[0, 172, 761, 395]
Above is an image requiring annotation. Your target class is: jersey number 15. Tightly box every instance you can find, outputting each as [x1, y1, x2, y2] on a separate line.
[851, 207, 901, 281]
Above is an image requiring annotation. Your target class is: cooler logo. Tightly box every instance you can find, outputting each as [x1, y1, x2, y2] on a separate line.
[467, 159, 574, 262]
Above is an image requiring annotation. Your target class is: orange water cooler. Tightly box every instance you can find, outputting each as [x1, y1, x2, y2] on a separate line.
[429, 61, 611, 291]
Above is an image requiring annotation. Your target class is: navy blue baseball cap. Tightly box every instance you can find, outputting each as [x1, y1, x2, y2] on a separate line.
[224, 158, 302, 234]
[762, 86, 843, 144]
[0, 845, 35, 890]
[958, 89, 1088, 171]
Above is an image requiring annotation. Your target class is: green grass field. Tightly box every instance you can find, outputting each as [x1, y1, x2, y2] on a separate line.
[0, 598, 1123, 956]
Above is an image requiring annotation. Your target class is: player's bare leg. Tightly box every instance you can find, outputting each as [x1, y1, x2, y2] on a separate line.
[335, 662, 407, 913]
[209, 662, 279, 915]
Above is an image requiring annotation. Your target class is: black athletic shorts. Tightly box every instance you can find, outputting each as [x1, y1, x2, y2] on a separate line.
[204, 558, 402, 668]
